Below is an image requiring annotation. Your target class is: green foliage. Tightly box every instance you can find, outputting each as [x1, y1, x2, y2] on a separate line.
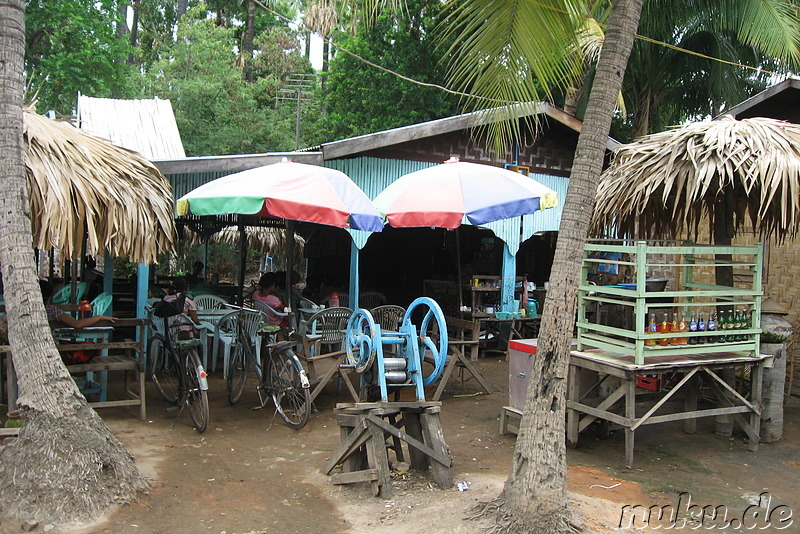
[136, 7, 313, 155]
[315, 0, 460, 143]
[25, 0, 137, 114]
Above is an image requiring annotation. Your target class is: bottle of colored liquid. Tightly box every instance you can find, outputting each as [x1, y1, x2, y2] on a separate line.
[78, 299, 93, 319]
[707, 312, 717, 343]
[726, 309, 736, 342]
[645, 313, 657, 346]
[659, 313, 670, 346]
[678, 312, 688, 345]
[688, 312, 698, 345]
[670, 312, 680, 345]
[697, 312, 706, 344]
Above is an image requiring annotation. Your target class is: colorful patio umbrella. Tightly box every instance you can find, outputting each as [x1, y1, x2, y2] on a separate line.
[372, 157, 559, 229]
[176, 159, 384, 232]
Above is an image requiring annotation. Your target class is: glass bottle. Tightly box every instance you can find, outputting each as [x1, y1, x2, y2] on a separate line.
[697, 312, 706, 344]
[670, 311, 680, 345]
[688, 312, 698, 345]
[726, 309, 736, 342]
[707, 312, 717, 343]
[678, 312, 688, 345]
[659, 312, 670, 346]
[645, 312, 657, 347]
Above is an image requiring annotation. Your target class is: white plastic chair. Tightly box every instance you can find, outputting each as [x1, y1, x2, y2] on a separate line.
[213, 309, 267, 376]
[194, 294, 228, 310]
[252, 300, 296, 331]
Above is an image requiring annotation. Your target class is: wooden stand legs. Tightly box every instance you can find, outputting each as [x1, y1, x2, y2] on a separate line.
[322, 402, 453, 498]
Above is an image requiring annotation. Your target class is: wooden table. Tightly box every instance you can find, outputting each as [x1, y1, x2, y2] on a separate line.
[2, 318, 150, 419]
[566, 348, 769, 468]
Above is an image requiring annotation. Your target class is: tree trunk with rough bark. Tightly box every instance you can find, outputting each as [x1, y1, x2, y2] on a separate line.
[243, 0, 255, 83]
[502, 1, 644, 532]
[0, 0, 148, 524]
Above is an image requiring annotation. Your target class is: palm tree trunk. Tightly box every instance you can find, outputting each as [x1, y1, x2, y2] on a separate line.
[127, 0, 140, 64]
[243, 0, 255, 83]
[503, 0, 644, 531]
[0, 0, 147, 523]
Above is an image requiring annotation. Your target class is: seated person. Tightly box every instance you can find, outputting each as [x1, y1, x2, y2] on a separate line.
[40, 280, 117, 329]
[253, 272, 289, 328]
[163, 276, 201, 339]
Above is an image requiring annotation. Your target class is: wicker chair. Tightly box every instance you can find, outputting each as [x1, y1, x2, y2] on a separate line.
[370, 305, 406, 332]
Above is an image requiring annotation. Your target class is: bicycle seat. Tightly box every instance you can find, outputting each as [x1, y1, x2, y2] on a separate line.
[257, 324, 281, 335]
[176, 338, 203, 349]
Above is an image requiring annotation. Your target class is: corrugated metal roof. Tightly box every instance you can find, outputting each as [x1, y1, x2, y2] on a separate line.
[77, 94, 186, 160]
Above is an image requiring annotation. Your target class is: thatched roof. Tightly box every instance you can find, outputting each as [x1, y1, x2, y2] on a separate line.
[24, 107, 176, 263]
[181, 224, 304, 254]
[592, 116, 800, 241]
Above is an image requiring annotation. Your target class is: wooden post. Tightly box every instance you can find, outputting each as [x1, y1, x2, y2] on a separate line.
[420, 408, 453, 489]
[403, 411, 429, 470]
[364, 418, 392, 498]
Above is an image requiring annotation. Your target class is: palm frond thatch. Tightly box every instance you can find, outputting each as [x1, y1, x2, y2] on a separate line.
[211, 226, 305, 253]
[23, 108, 176, 263]
[592, 116, 800, 241]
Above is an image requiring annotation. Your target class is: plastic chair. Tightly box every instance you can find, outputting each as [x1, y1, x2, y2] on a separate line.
[52, 282, 88, 305]
[296, 307, 358, 403]
[194, 294, 228, 310]
[252, 300, 296, 331]
[90, 292, 113, 317]
[213, 309, 267, 377]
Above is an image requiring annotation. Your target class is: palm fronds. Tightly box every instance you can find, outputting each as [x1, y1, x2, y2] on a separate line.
[24, 107, 176, 263]
[592, 115, 800, 241]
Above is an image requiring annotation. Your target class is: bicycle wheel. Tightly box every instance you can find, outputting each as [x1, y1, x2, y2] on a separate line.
[184, 348, 209, 433]
[226, 333, 249, 405]
[148, 334, 179, 404]
[266, 347, 310, 429]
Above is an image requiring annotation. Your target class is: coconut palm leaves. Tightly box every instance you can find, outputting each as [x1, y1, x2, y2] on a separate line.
[23, 107, 175, 263]
[437, 0, 588, 155]
[593, 115, 800, 241]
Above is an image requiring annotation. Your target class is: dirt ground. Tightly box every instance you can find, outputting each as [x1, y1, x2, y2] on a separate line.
[4, 356, 799, 534]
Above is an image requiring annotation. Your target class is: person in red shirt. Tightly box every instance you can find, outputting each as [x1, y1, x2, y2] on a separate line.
[253, 272, 288, 327]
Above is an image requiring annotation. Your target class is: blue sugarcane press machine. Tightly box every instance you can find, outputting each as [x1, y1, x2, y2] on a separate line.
[344, 297, 448, 401]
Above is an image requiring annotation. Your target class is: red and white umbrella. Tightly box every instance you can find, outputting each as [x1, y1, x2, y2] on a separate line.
[177, 159, 383, 232]
[373, 157, 558, 229]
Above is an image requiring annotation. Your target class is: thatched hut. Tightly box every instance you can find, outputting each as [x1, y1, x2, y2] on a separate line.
[23, 107, 176, 264]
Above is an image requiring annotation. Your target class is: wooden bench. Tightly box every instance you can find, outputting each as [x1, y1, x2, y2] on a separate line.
[2, 337, 147, 421]
[64, 351, 146, 420]
[430, 317, 500, 401]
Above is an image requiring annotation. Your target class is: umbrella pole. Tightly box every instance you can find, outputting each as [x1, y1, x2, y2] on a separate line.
[237, 218, 246, 306]
[285, 220, 295, 328]
[456, 228, 464, 319]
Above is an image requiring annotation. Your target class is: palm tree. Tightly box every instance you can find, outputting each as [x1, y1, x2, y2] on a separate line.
[437, 0, 799, 531]
[623, 1, 788, 138]
[0, 5, 151, 523]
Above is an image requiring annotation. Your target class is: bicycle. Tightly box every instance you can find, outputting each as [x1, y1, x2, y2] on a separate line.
[147, 305, 210, 433]
[223, 306, 311, 429]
